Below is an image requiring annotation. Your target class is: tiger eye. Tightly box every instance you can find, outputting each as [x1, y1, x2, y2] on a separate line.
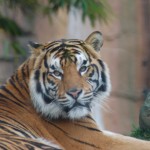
[53, 70, 62, 77]
[79, 66, 87, 73]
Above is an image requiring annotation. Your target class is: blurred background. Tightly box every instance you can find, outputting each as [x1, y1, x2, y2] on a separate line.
[0, 0, 150, 135]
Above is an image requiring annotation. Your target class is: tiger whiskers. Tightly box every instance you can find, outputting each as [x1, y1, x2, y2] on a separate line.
[92, 98, 111, 113]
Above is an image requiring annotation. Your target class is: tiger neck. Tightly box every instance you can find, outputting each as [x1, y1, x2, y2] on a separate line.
[0, 58, 35, 102]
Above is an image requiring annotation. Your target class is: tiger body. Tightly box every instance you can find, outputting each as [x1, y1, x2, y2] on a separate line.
[0, 31, 150, 150]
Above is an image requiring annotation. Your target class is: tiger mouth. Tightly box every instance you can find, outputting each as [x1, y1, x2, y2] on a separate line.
[63, 101, 91, 113]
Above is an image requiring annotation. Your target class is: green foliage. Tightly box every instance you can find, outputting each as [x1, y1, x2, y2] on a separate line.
[0, 16, 29, 58]
[0, 16, 31, 36]
[130, 126, 150, 141]
[0, 0, 111, 27]
[2, 0, 39, 15]
[0, 0, 111, 57]
[11, 41, 26, 56]
[44, 0, 111, 26]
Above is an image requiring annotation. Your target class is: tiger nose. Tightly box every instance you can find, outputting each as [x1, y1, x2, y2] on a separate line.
[67, 88, 82, 99]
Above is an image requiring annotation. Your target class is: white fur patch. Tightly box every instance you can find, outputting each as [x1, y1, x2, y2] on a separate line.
[91, 62, 111, 128]
[36, 138, 62, 149]
[97, 62, 111, 101]
[29, 73, 63, 119]
[68, 107, 89, 120]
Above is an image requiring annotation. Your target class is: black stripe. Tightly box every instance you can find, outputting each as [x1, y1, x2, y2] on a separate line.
[0, 145, 8, 150]
[1, 86, 25, 105]
[45, 39, 83, 50]
[91, 64, 100, 77]
[89, 79, 99, 87]
[98, 59, 105, 70]
[86, 115, 95, 122]
[42, 94, 54, 104]
[0, 123, 36, 140]
[0, 126, 19, 136]
[0, 94, 9, 103]
[0, 108, 15, 114]
[34, 70, 42, 94]
[74, 123, 101, 132]
[75, 120, 93, 125]
[82, 60, 87, 65]
[97, 72, 107, 92]
[21, 64, 29, 90]
[101, 71, 106, 83]
[0, 139, 13, 147]
[48, 122, 70, 135]
[69, 137, 99, 149]
[14, 138, 61, 149]
[43, 73, 46, 90]
[49, 122, 99, 149]
[34, 70, 54, 104]
[12, 127, 33, 138]
[44, 41, 60, 49]
[44, 55, 48, 68]
[34, 70, 40, 81]
[0, 89, 25, 108]
[9, 79, 26, 100]
[50, 45, 83, 53]
[50, 65, 56, 70]
[88, 69, 94, 77]
[74, 57, 77, 64]
[49, 46, 62, 53]
[26, 60, 30, 77]
[36, 82, 42, 94]
[0, 117, 34, 138]
[72, 50, 81, 55]
[47, 79, 55, 85]
[96, 60, 107, 92]
[0, 115, 36, 136]
[15, 71, 28, 95]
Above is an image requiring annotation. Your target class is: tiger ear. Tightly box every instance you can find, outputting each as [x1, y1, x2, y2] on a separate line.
[28, 41, 43, 56]
[85, 31, 103, 52]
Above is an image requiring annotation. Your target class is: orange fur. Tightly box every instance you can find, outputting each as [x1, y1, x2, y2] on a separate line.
[60, 63, 90, 93]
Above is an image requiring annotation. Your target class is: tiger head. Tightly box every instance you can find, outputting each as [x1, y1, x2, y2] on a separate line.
[29, 31, 111, 120]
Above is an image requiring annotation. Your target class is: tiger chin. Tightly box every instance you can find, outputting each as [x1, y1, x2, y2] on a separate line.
[29, 31, 111, 120]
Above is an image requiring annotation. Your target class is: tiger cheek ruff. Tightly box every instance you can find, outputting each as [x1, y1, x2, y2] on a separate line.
[29, 31, 111, 120]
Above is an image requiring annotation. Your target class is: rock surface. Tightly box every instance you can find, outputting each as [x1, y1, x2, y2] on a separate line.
[139, 91, 150, 130]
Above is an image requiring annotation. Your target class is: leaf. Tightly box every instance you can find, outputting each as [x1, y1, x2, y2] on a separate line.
[2, 40, 11, 58]
[11, 41, 26, 56]
[0, 16, 31, 36]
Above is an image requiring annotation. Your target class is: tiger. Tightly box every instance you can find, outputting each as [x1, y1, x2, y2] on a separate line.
[0, 31, 150, 150]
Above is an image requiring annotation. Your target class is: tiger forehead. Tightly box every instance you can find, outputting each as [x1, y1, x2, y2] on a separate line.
[44, 39, 85, 50]
[44, 40, 89, 68]
[44, 39, 87, 60]
[48, 46, 88, 67]
[43, 39, 100, 60]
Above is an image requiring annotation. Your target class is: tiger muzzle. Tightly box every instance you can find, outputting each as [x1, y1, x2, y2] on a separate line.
[66, 88, 82, 99]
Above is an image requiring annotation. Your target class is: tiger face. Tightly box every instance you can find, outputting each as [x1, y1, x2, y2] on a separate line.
[29, 31, 111, 120]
